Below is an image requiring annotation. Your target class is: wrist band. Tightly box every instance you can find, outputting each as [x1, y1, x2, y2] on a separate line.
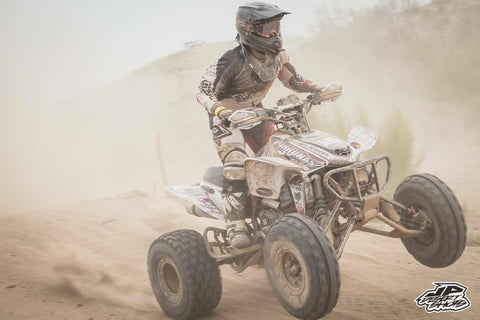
[214, 106, 226, 116]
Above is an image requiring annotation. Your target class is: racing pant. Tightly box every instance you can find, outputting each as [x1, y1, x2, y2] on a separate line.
[209, 115, 274, 224]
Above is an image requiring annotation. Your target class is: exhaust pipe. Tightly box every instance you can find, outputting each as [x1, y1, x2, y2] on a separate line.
[185, 202, 215, 219]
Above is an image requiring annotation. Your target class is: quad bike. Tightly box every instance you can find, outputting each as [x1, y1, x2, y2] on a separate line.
[148, 84, 466, 320]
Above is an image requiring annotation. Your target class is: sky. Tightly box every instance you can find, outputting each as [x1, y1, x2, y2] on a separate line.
[0, 0, 430, 104]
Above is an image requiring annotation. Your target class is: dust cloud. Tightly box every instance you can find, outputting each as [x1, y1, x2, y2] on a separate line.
[1, 0, 479, 215]
[48, 243, 157, 311]
[1, 1, 479, 319]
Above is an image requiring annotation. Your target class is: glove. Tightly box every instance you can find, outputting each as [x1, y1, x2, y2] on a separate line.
[214, 106, 233, 126]
[322, 82, 343, 101]
[308, 82, 343, 105]
[309, 91, 324, 105]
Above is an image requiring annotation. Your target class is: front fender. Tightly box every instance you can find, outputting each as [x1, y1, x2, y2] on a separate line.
[244, 157, 303, 199]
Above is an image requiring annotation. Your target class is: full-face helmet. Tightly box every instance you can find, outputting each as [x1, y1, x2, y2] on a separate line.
[235, 2, 290, 55]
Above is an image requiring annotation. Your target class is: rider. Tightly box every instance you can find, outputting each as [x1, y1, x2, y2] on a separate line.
[196, 2, 326, 249]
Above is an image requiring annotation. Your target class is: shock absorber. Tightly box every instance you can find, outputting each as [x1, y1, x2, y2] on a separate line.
[304, 176, 315, 208]
[311, 173, 327, 217]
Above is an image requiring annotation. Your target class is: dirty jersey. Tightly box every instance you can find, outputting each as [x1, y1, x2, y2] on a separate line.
[196, 46, 315, 114]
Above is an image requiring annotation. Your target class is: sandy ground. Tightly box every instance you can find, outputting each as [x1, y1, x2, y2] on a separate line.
[1, 195, 478, 320]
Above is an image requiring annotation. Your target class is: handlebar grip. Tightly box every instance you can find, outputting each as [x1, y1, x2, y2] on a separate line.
[309, 90, 342, 105]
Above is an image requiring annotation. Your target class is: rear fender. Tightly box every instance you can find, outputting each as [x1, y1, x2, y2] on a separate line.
[163, 185, 225, 221]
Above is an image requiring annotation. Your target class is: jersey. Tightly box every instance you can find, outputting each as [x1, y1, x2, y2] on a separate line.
[196, 45, 316, 114]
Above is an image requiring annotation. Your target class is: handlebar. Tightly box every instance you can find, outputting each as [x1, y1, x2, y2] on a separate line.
[274, 83, 343, 112]
[228, 82, 343, 130]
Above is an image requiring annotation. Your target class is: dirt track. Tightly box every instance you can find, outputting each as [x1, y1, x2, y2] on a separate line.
[1, 196, 478, 320]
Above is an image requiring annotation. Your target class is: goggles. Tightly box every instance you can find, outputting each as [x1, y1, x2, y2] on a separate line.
[249, 20, 281, 38]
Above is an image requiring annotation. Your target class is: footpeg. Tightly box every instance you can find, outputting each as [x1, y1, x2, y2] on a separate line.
[203, 227, 260, 262]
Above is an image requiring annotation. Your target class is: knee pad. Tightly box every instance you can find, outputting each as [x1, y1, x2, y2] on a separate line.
[222, 149, 247, 180]
[224, 149, 247, 166]
[223, 166, 246, 180]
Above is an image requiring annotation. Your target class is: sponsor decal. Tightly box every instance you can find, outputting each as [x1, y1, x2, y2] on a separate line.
[225, 194, 243, 211]
[314, 136, 346, 149]
[212, 125, 232, 139]
[415, 282, 471, 313]
[164, 185, 224, 220]
[298, 130, 321, 139]
[348, 126, 377, 149]
[289, 183, 305, 214]
[230, 87, 258, 102]
[256, 187, 273, 197]
[272, 138, 326, 169]
[350, 142, 361, 149]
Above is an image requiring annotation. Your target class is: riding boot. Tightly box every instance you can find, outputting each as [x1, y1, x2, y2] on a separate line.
[223, 180, 252, 249]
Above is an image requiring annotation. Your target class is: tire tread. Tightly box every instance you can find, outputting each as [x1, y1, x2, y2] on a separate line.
[394, 174, 466, 268]
[265, 214, 340, 319]
[148, 229, 222, 320]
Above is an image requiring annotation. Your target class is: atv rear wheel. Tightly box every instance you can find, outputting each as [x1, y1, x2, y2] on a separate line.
[148, 229, 222, 320]
[264, 214, 340, 319]
[394, 173, 466, 268]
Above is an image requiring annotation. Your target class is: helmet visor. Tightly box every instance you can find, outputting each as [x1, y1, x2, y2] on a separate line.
[251, 20, 281, 38]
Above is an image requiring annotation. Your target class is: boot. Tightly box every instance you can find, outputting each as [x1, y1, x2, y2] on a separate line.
[226, 220, 252, 249]
[223, 180, 252, 249]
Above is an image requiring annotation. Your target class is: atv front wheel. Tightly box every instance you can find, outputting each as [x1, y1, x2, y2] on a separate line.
[394, 173, 466, 268]
[264, 214, 340, 319]
[148, 229, 222, 319]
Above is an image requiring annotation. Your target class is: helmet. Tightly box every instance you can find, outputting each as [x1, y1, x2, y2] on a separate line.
[235, 2, 290, 55]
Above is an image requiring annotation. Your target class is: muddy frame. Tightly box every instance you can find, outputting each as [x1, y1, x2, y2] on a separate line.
[202, 155, 428, 266]
[322, 155, 425, 258]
